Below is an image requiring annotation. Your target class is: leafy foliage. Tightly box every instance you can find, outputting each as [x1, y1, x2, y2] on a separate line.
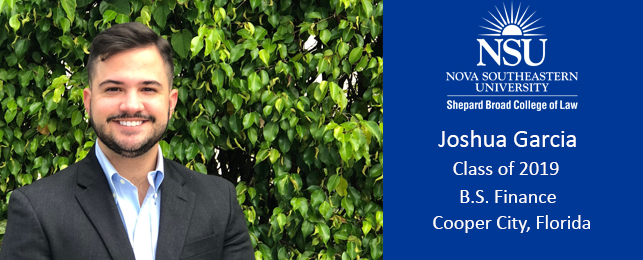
[0, 0, 383, 259]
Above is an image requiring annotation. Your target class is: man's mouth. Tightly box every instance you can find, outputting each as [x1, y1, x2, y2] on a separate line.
[116, 120, 144, 127]
[106, 113, 156, 126]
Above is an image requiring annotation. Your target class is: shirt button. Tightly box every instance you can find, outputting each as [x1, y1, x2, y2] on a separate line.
[113, 193, 116, 198]
[120, 179, 126, 184]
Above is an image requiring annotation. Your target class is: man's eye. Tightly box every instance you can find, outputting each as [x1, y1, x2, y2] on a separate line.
[142, 88, 156, 92]
[106, 87, 120, 92]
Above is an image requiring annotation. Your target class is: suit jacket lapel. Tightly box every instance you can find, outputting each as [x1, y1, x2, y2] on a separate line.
[75, 146, 136, 260]
[155, 159, 196, 260]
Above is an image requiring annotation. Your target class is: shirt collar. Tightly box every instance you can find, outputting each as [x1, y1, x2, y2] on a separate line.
[95, 141, 165, 193]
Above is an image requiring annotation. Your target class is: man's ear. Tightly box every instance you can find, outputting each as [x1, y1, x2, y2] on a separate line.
[169, 88, 178, 119]
[83, 87, 92, 114]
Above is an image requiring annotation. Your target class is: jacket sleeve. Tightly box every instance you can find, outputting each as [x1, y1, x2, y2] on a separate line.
[222, 181, 255, 260]
[0, 189, 52, 260]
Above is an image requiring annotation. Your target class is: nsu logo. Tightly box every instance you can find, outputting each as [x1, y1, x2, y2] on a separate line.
[477, 3, 546, 66]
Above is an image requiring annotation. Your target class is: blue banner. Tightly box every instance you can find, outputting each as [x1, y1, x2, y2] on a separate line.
[388, 1, 643, 258]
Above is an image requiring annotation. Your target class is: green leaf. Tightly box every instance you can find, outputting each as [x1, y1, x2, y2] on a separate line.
[330, 82, 347, 112]
[318, 223, 331, 244]
[319, 201, 332, 220]
[356, 56, 369, 72]
[8, 158, 20, 176]
[172, 30, 192, 59]
[100, 0, 130, 15]
[62, 0, 77, 23]
[203, 100, 216, 117]
[317, 58, 329, 76]
[230, 44, 245, 63]
[195, 163, 207, 174]
[275, 98, 283, 114]
[211, 69, 224, 90]
[248, 128, 258, 145]
[14, 39, 29, 59]
[178, 87, 187, 104]
[190, 36, 204, 58]
[276, 213, 286, 230]
[303, 147, 314, 167]
[338, 42, 350, 59]
[362, 120, 382, 144]
[327, 174, 340, 192]
[242, 39, 258, 50]
[28, 102, 42, 116]
[185, 142, 199, 161]
[369, 164, 383, 178]
[208, 123, 220, 137]
[59, 18, 71, 34]
[376, 210, 384, 227]
[174, 142, 185, 161]
[269, 14, 280, 28]
[13, 140, 25, 156]
[370, 236, 382, 259]
[7, 99, 17, 111]
[371, 20, 382, 37]
[269, 149, 280, 164]
[248, 72, 262, 94]
[71, 110, 83, 126]
[259, 49, 270, 66]
[278, 135, 291, 153]
[310, 189, 325, 208]
[361, 0, 373, 17]
[302, 220, 314, 238]
[220, 63, 234, 77]
[362, 220, 372, 235]
[249, 0, 260, 10]
[255, 149, 269, 165]
[341, 196, 354, 217]
[307, 12, 322, 19]
[242, 113, 255, 130]
[349, 47, 362, 64]
[9, 14, 20, 31]
[74, 129, 84, 144]
[189, 120, 202, 139]
[336, 176, 348, 196]
[263, 105, 273, 117]
[231, 94, 243, 111]
[115, 14, 130, 23]
[339, 142, 353, 163]
[4, 110, 17, 123]
[103, 10, 118, 24]
[320, 30, 331, 45]
[374, 1, 384, 17]
[153, 0, 170, 28]
[137, 6, 151, 25]
[263, 121, 278, 143]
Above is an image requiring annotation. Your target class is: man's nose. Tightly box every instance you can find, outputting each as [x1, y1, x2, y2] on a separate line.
[120, 91, 144, 113]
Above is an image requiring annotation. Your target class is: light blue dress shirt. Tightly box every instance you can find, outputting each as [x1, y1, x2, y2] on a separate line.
[95, 142, 164, 260]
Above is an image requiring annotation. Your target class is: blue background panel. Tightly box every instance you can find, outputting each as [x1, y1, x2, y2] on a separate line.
[388, 1, 643, 258]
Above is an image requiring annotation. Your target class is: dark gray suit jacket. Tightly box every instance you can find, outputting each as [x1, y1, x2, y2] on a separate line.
[0, 147, 254, 260]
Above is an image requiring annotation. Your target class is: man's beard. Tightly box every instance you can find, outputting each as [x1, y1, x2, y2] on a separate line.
[90, 111, 167, 158]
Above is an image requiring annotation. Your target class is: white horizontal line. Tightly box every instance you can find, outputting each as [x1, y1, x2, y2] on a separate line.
[447, 95, 578, 97]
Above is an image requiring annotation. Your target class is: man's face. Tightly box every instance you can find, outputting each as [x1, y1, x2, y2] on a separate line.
[83, 46, 178, 158]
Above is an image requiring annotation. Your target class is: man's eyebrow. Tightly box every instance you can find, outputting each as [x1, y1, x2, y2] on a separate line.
[98, 80, 124, 87]
[97, 80, 163, 87]
[142, 80, 162, 86]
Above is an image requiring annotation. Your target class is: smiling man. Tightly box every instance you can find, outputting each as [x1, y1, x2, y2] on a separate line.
[0, 22, 254, 260]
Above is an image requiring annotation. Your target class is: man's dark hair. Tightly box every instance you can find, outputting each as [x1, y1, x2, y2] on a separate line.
[87, 22, 174, 88]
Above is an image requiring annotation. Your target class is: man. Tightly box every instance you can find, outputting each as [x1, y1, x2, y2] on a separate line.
[0, 22, 254, 260]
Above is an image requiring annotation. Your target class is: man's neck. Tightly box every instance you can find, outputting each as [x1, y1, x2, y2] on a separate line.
[97, 139, 158, 188]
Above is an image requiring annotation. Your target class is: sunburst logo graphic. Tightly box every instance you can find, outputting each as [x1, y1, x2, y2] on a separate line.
[480, 2, 544, 36]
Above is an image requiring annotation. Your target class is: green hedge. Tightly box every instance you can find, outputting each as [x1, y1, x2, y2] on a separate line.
[0, 0, 383, 259]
